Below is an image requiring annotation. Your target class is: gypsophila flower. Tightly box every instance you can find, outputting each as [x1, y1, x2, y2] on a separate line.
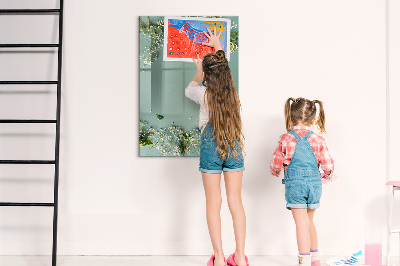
[139, 17, 165, 66]
[139, 120, 201, 156]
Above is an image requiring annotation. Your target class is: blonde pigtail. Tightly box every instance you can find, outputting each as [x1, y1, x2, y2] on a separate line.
[313, 100, 326, 133]
[285, 98, 295, 131]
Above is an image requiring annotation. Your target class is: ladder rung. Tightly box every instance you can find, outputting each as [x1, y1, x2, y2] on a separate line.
[0, 202, 54, 207]
[0, 9, 60, 14]
[0, 119, 56, 123]
[391, 229, 400, 233]
[0, 44, 59, 48]
[0, 160, 55, 164]
[0, 81, 58, 84]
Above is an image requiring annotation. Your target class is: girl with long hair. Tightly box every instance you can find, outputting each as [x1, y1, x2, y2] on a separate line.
[185, 28, 248, 266]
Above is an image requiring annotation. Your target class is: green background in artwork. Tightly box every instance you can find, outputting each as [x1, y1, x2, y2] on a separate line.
[140, 16, 239, 156]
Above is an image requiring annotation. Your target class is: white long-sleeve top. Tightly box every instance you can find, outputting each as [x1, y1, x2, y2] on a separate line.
[185, 81, 209, 133]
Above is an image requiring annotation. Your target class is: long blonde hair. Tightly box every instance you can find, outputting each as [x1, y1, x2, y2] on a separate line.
[202, 50, 244, 158]
[284, 97, 326, 133]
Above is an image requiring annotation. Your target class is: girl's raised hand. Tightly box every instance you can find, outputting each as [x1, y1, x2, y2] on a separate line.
[191, 54, 203, 83]
[193, 54, 202, 73]
[202, 28, 223, 51]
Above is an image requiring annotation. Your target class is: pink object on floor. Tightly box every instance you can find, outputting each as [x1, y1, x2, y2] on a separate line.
[321, 173, 338, 184]
[311, 260, 321, 266]
[227, 253, 249, 266]
[207, 254, 227, 266]
[365, 243, 383, 266]
[386, 181, 400, 187]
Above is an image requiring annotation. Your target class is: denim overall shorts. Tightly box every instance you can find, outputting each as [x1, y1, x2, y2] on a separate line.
[199, 124, 245, 174]
[283, 130, 322, 210]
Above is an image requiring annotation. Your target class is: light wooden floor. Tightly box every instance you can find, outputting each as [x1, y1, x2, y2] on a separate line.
[0, 256, 315, 266]
[0, 256, 398, 266]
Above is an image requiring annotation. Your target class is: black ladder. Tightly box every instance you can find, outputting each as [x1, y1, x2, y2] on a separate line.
[0, 2, 64, 266]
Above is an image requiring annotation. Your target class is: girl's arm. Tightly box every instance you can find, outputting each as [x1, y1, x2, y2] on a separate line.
[270, 136, 286, 176]
[186, 58, 205, 103]
[192, 54, 202, 83]
[186, 55, 205, 103]
[318, 138, 335, 179]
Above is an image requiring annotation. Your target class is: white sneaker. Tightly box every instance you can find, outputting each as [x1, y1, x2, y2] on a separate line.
[292, 254, 311, 266]
[311, 251, 321, 266]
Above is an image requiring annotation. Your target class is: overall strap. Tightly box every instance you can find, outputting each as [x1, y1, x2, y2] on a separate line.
[303, 130, 315, 140]
[289, 130, 314, 142]
[288, 130, 301, 141]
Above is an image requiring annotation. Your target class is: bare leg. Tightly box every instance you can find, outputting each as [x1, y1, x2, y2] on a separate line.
[224, 171, 247, 266]
[202, 172, 225, 266]
[291, 208, 311, 254]
[307, 209, 318, 251]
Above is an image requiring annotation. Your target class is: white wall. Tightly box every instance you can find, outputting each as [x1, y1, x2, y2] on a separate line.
[388, 0, 400, 260]
[1, 0, 399, 258]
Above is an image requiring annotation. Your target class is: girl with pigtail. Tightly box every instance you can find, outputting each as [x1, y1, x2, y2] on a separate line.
[270, 98, 335, 266]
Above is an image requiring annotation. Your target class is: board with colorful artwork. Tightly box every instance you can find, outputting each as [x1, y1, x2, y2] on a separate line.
[163, 17, 231, 62]
[139, 16, 239, 157]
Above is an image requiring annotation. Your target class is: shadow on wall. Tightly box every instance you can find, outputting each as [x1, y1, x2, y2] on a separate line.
[365, 195, 387, 228]
[156, 157, 206, 254]
[363, 194, 397, 258]
[243, 116, 291, 254]
[364, 194, 391, 249]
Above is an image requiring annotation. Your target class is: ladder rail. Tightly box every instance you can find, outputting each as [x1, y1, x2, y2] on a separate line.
[52, 0, 63, 265]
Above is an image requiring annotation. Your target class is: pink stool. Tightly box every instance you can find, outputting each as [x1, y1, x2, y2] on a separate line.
[386, 181, 400, 266]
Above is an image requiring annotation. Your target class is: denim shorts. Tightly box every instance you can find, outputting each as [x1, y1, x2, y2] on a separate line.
[199, 126, 245, 174]
[284, 171, 322, 210]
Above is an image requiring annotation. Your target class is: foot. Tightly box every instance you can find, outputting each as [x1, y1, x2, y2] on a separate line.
[291, 254, 311, 266]
[214, 258, 226, 266]
[234, 254, 248, 266]
[311, 260, 321, 266]
[310, 250, 320, 266]
[208, 253, 226, 266]
[227, 253, 249, 266]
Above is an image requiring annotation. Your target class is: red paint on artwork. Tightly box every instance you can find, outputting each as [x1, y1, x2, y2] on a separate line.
[167, 26, 215, 59]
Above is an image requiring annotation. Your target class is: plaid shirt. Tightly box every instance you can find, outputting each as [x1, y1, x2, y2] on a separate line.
[270, 126, 334, 178]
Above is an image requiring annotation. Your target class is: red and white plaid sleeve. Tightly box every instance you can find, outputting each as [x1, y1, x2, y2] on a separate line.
[318, 136, 334, 178]
[270, 134, 296, 176]
[309, 134, 335, 179]
[270, 136, 285, 177]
